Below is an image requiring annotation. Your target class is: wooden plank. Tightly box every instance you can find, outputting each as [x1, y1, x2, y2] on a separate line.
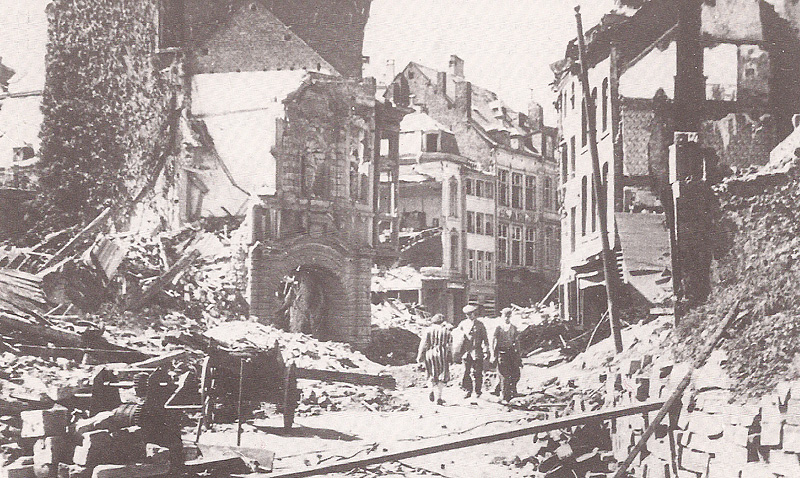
[125, 249, 201, 311]
[38, 207, 112, 273]
[14, 345, 149, 363]
[0, 312, 84, 348]
[242, 401, 666, 478]
[296, 368, 396, 389]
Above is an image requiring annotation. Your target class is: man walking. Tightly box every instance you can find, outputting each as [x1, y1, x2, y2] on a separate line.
[457, 304, 489, 399]
[416, 314, 452, 405]
[490, 307, 521, 403]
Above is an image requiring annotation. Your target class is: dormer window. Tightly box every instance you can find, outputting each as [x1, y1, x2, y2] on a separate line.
[424, 133, 439, 152]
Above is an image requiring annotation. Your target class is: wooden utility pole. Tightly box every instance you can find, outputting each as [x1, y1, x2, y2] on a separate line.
[671, 0, 711, 321]
[574, 6, 623, 353]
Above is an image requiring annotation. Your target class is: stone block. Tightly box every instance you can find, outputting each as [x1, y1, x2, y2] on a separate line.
[145, 444, 170, 465]
[33, 437, 70, 466]
[90, 463, 169, 478]
[679, 448, 709, 474]
[622, 359, 642, 377]
[72, 430, 112, 467]
[1, 458, 36, 478]
[739, 461, 780, 478]
[707, 455, 743, 478]
[725, 423, 750, 447]
[56, 464, 88, 478]
[784, 424, 800, 453]
[760, 419, 784, 447]
[768, 450, 800, 477]
[21, 408, 69, 439]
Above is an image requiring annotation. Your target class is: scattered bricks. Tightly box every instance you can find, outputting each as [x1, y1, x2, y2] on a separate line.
[689, 412, 724, 439]
[20, 408, 69, 439]
[768, 450, 800, 477]
[90, 463, 169, 478]
[72, 431, 112, 467]
[679, 448, 710, 474]
[1, 457, 36, 478]
[56, 464, 88, 478]
[783, 424, 800, 453]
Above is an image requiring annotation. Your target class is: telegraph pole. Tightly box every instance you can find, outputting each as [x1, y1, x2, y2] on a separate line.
[575, 6, 624, 353]
[672, 0, 710, 321]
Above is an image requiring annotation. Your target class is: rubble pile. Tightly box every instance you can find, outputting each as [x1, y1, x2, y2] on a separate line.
[296, 384, 409, 416]
[204, 320, 384, 373]
[116, 225, 249, 329]
[675, 150, 800, 396]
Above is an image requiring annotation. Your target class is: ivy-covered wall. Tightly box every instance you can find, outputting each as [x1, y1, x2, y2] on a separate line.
[36, 0, 182, 231]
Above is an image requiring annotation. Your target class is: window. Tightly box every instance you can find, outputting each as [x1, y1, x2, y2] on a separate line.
[450, 232, 459, 270]
[581, 99, 587, 147]
[498, 224, 509, 264]
[424, 133, 439, 152]
[466, 211, 475, 233]
[468, 250, 475, 280]
[476, 213, 485, 235]
[449, 177, 459, 217]
[485, 214, 494, 236]
[485, 252, 493, 281]
[570, 207, 576, 253]
[546, 227, 556, 266]
[465, 178, 474, 196]
[485, 182, 494, 199]
[543, 177, 554, 210]
[591, 179, 596, 232]
[477, 251, 485, 281]
[570, 82, 575, 110]
[602, 78, 609, 132]
[525, 228, 536, 267]
[511, 172, 523, 209]
[525, 176, 536, 210]
[561, 143, 568, 184]
[475, 180, 483, 197]
[581, 176, 588, 237]
[498, 169, 510, 207]
[569, 136, 576, 176]
[511, 226, 523, 266]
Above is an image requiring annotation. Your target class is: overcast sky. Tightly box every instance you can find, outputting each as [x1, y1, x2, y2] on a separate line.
[363, 0, 619, 124]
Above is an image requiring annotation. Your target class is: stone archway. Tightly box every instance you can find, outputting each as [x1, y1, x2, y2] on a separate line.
[249, 237, 372, 347]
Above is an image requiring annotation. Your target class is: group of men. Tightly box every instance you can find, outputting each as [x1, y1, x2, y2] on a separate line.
[415, 304, 522, 405]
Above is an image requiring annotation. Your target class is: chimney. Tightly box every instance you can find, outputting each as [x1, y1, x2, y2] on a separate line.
[528, 101, 544, 131]
[437, 71, 447, 96]
[385, 59, 396, 82]
[449, 55, 464, 78]
[455, 80, 472, 120]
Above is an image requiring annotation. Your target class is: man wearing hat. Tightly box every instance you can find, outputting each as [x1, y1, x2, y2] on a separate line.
[456, 304, 489, 399]
[490, 307, 521, 403]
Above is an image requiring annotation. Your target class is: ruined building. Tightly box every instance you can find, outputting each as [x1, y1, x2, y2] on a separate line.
[384, 57, 561, 313]
[552, 0, 800, 325]
[39, 0, 407, 347]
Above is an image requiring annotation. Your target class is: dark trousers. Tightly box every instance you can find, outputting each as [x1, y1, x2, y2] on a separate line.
[496, 350, 521, 401]
[461, 355, 483, 394]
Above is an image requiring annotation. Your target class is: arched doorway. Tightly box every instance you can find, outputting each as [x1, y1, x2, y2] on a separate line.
[277, 265, 347, 341]
[250, 237, 371, 346]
